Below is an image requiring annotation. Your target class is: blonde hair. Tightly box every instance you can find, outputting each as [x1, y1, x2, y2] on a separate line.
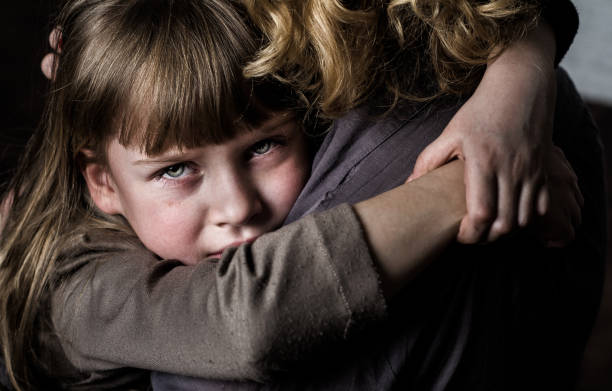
[0, 0, 272, 389]
[242, 0, 540, 117]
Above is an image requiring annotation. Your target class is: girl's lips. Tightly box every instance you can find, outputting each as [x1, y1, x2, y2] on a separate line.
[207, 237, 258, 258]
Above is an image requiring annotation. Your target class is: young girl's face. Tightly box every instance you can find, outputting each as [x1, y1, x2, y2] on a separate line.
[90, 112, 309, 265]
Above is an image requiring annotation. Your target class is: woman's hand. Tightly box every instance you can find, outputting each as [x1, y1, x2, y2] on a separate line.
[408, 22, 564, 244]
[530, 146, 583, 247]
[41, 28, 61, 80]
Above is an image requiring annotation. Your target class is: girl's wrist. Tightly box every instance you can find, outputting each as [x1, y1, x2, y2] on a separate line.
[354, 161, 466, 298]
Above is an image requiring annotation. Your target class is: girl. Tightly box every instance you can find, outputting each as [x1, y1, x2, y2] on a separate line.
[2, 0, 588, 390]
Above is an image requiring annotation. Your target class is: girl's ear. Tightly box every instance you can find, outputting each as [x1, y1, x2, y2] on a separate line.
[80, 149, 124, 215]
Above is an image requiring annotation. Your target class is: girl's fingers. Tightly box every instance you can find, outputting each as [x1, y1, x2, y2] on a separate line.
[408, 133, 456, 182]
[42, 27, 62, 80]
[41, 53, 55, 80]
[41, 53, 58, 80]
[50, 27, 62, 53]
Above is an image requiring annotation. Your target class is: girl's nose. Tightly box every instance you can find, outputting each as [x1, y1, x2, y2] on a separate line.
[210, 171, 263, 227]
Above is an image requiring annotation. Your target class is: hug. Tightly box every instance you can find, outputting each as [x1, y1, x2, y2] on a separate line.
[0, 0, 605, 390]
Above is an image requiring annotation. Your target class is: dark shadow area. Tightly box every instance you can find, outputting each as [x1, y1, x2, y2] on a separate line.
[578, 101, 612, 391]
[0, 2, 57, 189]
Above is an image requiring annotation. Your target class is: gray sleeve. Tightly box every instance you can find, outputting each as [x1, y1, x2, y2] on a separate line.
[52, 204, 386, 382]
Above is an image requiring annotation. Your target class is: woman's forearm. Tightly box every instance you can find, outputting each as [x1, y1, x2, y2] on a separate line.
[355, 160, 466, 297]
[489, 19, 556, 70]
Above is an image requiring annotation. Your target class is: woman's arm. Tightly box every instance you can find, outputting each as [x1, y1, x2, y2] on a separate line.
[405, 0, 579, 245]
[409, 17, 580, 245]
[51, 161, 465, 383]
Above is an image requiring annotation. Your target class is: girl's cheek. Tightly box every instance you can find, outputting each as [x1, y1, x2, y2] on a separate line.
[268, 160, 309, 208]
[139, 217, 199, 261]
[132, 199, 200, 258]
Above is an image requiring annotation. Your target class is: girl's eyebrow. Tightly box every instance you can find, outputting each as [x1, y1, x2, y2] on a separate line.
[133, 153, 190, 166]
[133, 113, 296, 166]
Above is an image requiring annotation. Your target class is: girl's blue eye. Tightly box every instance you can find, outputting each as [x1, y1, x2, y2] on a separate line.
[163, 164, 186, 178]
[251, 140, 274, 155]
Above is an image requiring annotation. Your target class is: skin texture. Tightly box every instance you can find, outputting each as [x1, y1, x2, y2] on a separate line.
[82, 112, 310, 265]
[354, 160, 466, 297]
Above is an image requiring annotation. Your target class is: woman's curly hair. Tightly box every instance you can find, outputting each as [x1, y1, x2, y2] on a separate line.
[242, 0, 540, 117]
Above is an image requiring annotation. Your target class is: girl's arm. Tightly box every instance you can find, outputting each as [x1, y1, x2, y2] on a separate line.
[355, 161, 465, 297]
[51, 161, 465, 383]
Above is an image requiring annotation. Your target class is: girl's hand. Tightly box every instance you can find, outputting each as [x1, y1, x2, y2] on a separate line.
[408, 22, 564, 244]
[41, 28, 61, 80]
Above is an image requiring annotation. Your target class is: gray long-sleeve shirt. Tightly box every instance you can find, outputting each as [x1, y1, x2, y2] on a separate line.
[41, 204, 387, 389]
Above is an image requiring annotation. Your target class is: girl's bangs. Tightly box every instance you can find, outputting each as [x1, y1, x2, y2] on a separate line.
[62, 0, 263, 157]
[116, 52, 251, 157]
[113, 0, 258, 156]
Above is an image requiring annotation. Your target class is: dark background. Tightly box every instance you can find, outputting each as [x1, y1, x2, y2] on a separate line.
[1, 2, 611, 390]
[0, 2, 56, 187]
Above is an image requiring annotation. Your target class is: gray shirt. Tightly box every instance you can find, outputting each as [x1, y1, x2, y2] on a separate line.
[42, 204, 386, 390]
